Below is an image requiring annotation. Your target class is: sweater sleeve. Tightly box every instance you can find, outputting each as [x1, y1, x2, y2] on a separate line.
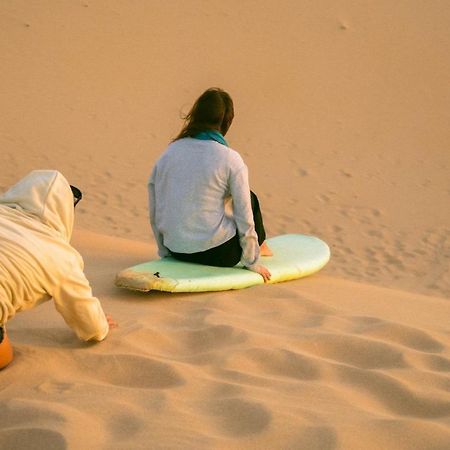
[148, 167, 170, 258]
[228, 159, 260, 268]
[51, 263, 109, 342]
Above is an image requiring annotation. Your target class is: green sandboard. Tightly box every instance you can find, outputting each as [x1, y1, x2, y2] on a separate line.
[115, 234, 330, 293]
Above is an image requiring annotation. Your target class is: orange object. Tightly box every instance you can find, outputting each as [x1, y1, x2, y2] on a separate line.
[0, 329, 14, 369]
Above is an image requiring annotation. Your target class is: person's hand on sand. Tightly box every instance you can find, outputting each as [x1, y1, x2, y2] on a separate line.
[106, 314, 118, 329]
[250, 265, 271, 282]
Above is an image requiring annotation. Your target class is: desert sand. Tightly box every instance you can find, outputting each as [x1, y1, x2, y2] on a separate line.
[1, 1, 449, 449]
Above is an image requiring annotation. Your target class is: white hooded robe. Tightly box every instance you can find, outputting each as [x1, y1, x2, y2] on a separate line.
[0, 170, 109, 341]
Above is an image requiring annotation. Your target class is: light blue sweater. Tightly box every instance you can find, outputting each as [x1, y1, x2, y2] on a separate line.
[148, 138, 259, 268]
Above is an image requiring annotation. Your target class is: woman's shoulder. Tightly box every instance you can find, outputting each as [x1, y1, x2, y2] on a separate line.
[160, 138, 245, 168]
[225, 146, 245, 166]
[157, 139, 191, 159]
[204, 143, 245, 169]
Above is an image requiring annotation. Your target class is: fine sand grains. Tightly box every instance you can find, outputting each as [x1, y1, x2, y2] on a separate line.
[1, 0, 450, 448]
[1, 232, 450, 449]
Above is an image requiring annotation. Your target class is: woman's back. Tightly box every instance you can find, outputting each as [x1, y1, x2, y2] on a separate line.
[148, 87, 270, 280]
[150, 137, 248, 254]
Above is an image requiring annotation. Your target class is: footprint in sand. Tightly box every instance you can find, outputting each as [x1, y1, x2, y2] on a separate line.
[295, 333, 406, 370]
[79, 353, 185, 389]
[291, 425, 337, 450]
[408, 353, 450, 372]
[108, 412, 144, 440]
[296, 168, 309, 177]
[0, 399, 67, 450]
[37, 381, 78, 395]
[355, 320, 444, 353]
[2, 399, 64, 429]
[317, 193, 331, 204]
[228, 348, 321, 380]
[205, 398, 271, 436]
[175, 324, 248, 354]
[335, 365, 450, 418]
[339, 169, 352, 178]
[0, 428, 66, 450]
[347, 418, 450, 450]
[207, 381, 244, 398]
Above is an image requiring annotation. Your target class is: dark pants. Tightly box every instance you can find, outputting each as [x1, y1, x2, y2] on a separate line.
[170, 191, 266, 267]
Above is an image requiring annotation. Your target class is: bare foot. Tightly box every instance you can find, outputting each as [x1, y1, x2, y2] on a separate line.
[260, 241, 273, 257]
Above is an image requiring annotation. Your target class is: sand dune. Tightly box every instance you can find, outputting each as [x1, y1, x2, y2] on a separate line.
[0, 230, 449, 449]
[1, 0, 449, 297]
[1, 1, 449, 449]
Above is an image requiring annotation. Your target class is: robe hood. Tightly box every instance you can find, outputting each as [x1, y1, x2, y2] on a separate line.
[0, 170, 75, 241]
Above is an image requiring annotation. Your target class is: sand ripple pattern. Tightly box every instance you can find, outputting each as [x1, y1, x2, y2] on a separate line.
[2, 282, 450, 449]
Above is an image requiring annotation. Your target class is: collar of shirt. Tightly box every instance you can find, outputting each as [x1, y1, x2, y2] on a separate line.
[194, 130, 228, 146]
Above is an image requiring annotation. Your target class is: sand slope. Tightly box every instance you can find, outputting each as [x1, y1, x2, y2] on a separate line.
[1, 230, 449, 449]
[1, 1, 450, 448]
[1, 0, 449, 297]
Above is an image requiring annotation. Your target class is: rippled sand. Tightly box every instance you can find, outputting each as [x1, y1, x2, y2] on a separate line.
[1, 1, 449, 449]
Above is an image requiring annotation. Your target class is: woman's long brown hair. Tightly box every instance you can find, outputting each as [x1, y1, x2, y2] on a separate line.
[173, 88, 234, 141]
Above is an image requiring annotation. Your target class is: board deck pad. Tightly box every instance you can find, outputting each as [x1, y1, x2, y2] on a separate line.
[115, 234, 330, 293]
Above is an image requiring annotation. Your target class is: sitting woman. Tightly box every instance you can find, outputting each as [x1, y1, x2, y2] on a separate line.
[148, 87, 272, 281]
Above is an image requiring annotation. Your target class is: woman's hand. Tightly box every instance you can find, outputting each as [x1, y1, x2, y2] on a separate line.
[106, 314, 118, 330]
[249, 265, 272, 282]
